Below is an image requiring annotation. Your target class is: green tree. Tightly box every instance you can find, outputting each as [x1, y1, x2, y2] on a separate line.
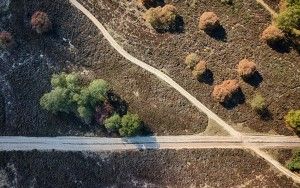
[287, 151, 300, 172]
[87, 79, 110, 106]
[40, 87, 74, 113]
[276, 5, 300, 33]
[285, 110, 300, 132]
[104, 114, 122, 132]
[119, 113, 142, 137]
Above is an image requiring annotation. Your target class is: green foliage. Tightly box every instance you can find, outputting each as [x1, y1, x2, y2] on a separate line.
[119, 113, 142, 137]
[104, 114, 122, 132]
[287, 152, 300, 172]
[87, 79, 110, 106]
[40, 87, 74, 114]
[285, 110, 300, 131]
[276, 5, 300, 32]
[77, 106, 93, 123]
[286, 0, 300, 6]
[250, 94, 266, 112]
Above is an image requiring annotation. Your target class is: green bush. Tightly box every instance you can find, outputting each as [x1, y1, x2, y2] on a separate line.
[40, 87, 74, 114]
[286, 0, 300, 6]
[285, 110, 300, 132]
[287, 152, 300, 172]
[276, 5, 300, 32]
[119, 113, 142, 137]
[250, 94, 266, 112]
[104, 114, 122, 132]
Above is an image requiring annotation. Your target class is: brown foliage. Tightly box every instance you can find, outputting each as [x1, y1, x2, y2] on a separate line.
[199, 12, 220, 31]
[144, 4, 177, 31]
[212, 79, 240, 103]
[237, 59, 257, 78]
[0, 31, 12, 48]
[261, 25, 285, 44]
[192, 61, 207, 79]
[31, 11, 52, 34]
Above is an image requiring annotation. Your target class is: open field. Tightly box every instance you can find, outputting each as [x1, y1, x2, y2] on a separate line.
[79, 0, 300, 136]
[0, 0, 207, 136]
[0, 149, 299, 187]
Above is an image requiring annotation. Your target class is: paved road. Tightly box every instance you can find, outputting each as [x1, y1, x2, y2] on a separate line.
[1, 135, 299, 151]
[69, 0, 241, 138]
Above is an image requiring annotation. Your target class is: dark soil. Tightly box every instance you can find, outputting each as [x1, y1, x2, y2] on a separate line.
[0, 0, 207, 136]
[0, 149, 299, 187]
[264, 0, 281, 12]
[80, 0, 300, 135]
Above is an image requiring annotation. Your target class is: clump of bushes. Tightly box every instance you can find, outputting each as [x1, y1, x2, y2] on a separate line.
[192, 61, 207, 80]
[144, 4, 177, 31]
[104, 113, 142, 136]
[261, 25, 285, 45]
[199, 12, 220, 31]
[287, 151, 300, 172]
[285, 110, 300, 132]
[237, 59, 257, 79]
[212, 79, 240, 103]
[31, 11, 52, 34]
[40, 73, 142, 137]
[185, 53, 200, 69]
[0, 31, 13, 48]
[249, 94, 266, 113]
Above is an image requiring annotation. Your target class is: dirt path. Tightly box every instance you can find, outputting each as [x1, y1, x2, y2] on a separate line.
[69, 0, 242, 138]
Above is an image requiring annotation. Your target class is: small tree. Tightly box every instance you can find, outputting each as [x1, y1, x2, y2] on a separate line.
[0, 31, 13, 48]
[144, 4, 177, 31]
[287, 151, 300, 172]
[199, 12, 220, 31]
[119, 113, 142, 137]
[250, 94, 266, 112]
[104, 114, 122, 133]
[40, 87, 74, 114]
[212, 79, 240, 103]
[192, 61, 207, 80]
[31, 11, 52, 34]
[285, 110, 300, 132]
[185, 53, 200, 69]
[237, 59, 257, 79]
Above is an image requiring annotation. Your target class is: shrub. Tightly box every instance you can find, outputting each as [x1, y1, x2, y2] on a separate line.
[212, 79, 240, 103]
[250, 94, 266, 112]
[285, 110, 300, 132]
[261, 25, 285, 45]
[276, 5, 300, 32]
[104, 114, 122, 133]
[286, 0, 300, 6]
[119, 113, 142, 137]
[192, 61, 207, 80]
[95, 100, 114, 125]
[144, 4, 177, 31]
[237, 59, 257, 79]
[199, 12, 220, 31]
[31, 11, 52, 34]
[40, 87, 74, 114]
[0, 31, 12, 48]
[185, 53, 200, 69]
[221, 0, 233, 4]
[287, 152, 300, 172]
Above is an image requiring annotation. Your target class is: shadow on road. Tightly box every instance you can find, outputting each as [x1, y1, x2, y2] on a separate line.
[122, 136, 160, 150]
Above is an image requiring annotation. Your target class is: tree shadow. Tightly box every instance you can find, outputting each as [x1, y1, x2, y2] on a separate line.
[169, 15, 185, 34]
[257, 108, 273, 121]
[267, 40, 292, 53]
[122, 135, 160, 150]
[107, 92, 128, 116]
[143, 0, 165, 9]
[197, 69, 214, 85]
[205, 25, 227, 41]
[242, 71, 263, 88]
[221, 89, 245, 109]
